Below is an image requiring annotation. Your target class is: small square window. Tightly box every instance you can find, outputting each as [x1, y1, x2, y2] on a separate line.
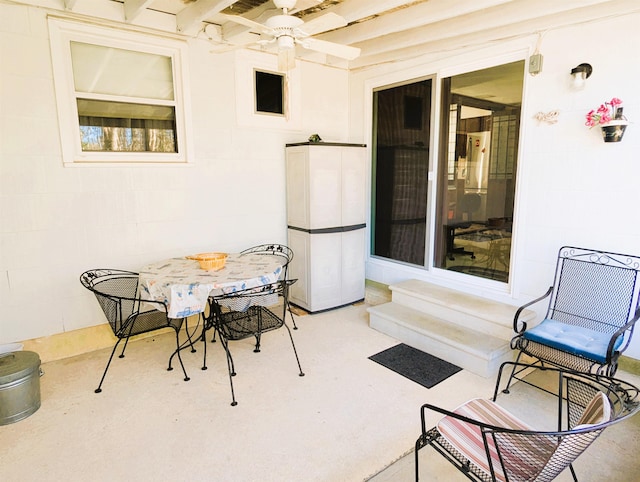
[255, 70, 284, 115]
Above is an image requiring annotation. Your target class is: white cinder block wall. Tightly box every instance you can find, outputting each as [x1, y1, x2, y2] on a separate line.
[350, 12, 640, 360]
[0, 3, 351, 351]
[2, 3, 640, 364]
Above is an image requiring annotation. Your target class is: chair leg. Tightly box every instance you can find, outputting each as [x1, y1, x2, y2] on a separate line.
[287, 301, 298, 330]
[117, 321, 137, 358]
[218, 333, 237, 406]
[283, 323, 304, 377]
[167, 318, 192, 381]
[414, 437, 422, 482]
[569, 463, 579, 481]
[207, 311, 217, 343]
[201, 324, 209, 371]
[254, 307, 263, 352]
[182, 316, 197, 353]
[95, 338, 125, 393]
[169, 327, 190, 382]
[502, 351, 525, 394]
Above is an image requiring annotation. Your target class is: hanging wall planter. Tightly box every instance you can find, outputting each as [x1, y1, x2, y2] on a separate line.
[600, 120, 628, 143]
[585, 97, 630, 143]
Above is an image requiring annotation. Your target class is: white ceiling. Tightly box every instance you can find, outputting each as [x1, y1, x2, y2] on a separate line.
[48, 0, 639, 72]
[18, 0, 640, 105]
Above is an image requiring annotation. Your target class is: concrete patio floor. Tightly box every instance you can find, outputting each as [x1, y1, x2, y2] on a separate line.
[2, 301, 639, 481]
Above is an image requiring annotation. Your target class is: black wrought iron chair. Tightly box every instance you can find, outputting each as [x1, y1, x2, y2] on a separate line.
[415, 362, 640, 481]
[203, 279, 304, 406]
[80, 269, 190, 393]
[505, 246, 640, 391]
[240, 243, 298, 329]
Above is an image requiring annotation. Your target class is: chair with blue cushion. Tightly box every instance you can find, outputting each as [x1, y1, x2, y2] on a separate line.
[504, 246, 640, 392]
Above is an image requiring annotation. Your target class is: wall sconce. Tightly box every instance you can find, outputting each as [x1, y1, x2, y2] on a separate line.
[570, 63, 593, 90]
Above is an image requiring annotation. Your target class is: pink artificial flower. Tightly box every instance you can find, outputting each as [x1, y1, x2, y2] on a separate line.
[584, 98, 624, 128]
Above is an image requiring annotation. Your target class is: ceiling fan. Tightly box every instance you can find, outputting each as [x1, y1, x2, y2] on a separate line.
[220, 0, 360, 70]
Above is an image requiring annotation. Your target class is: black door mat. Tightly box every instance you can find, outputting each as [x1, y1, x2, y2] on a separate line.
[369, 343, 462, 389]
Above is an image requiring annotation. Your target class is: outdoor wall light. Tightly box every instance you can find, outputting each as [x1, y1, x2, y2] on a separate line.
[570, 63, 593, 90]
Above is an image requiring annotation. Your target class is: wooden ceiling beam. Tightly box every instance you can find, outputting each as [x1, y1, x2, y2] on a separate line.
[351, 0, 639, 68]
[317, 0, 514, 45]
[351, 0, 622, 59]
[124, 0, 154, 22]
[177, 0, 237, 36]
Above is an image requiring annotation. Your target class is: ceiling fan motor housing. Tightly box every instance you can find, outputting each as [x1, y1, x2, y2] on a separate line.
[265, 14, 304, 30]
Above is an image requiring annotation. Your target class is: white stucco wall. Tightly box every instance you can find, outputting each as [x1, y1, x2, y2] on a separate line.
[0, 3, 351, 344]
[350, 12, 640, 359]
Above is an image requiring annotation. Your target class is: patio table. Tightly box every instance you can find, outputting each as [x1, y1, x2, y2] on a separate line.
[138, 253, 284, 319]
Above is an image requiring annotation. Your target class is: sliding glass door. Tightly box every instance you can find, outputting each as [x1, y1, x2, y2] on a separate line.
[434, 61, 524, 282]
[371, 79, 433, 266]
[371, 61, 523, 283]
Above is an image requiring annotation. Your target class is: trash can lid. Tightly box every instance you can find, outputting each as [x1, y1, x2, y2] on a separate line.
[0, 351, 40, 385]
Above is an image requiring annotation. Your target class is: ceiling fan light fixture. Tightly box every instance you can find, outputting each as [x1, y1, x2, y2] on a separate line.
[278, 35, 295, 50]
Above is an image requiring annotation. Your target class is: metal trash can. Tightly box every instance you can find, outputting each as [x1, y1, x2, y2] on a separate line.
[0, 351, 42, 425]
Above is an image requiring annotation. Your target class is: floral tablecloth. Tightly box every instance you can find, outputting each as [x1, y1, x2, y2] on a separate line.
[138, 253, 284, 318]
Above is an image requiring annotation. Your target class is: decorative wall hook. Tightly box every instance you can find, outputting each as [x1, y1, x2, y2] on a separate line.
[534, 110, 559, 124]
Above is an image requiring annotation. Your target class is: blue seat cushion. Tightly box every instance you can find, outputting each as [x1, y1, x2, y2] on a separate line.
[523, 318, 623, 364]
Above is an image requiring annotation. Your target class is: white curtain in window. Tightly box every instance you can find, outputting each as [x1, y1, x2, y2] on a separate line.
[70, 42, 174, 100]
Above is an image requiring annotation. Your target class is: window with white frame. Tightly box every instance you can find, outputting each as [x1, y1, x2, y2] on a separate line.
[49, 18, 192, 164]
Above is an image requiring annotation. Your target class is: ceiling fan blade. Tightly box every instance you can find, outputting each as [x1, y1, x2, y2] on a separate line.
[220, 13, 273, 35]
[302, 38, 361, 60]
[297, 12, 347, 37]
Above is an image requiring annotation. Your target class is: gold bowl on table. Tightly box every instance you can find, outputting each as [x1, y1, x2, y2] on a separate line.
[187, 252, 228, 271]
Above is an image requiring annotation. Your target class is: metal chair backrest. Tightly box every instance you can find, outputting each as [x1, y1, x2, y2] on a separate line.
[548, 247, 640, 336]
[79, 268, 189, 392]
[417, 363, 640, 481]
[498, 369, 639, 482]
[80, 269, 165, 339]
[240, 244, 293, 278]
[212, 279, 295, 337]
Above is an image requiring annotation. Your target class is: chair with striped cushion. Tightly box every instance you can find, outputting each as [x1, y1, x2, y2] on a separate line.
[414, 363, 640, 481]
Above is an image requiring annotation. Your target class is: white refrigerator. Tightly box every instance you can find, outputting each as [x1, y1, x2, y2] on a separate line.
[285, 142, 367, 312]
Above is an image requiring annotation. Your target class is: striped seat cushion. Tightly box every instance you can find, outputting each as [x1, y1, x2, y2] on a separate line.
[437, 398, 555, 482]
[437, 393, 611, 482]
[574, 391, 611, 427]
[535, 392, 611, 481]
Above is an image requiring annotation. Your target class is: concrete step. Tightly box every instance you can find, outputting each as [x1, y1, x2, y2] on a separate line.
[368, 302, 513, 378]
[389, 279, 535, 340]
